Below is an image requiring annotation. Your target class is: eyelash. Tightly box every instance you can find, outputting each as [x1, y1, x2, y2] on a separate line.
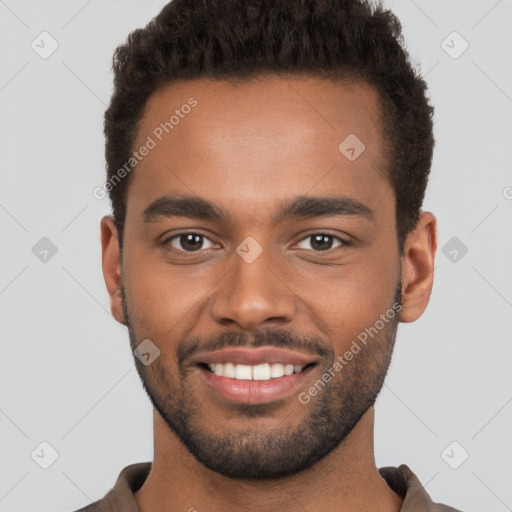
[161, 231, 351, 254]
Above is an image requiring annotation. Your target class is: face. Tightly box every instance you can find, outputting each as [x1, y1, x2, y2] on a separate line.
[106, 76, 408, 480]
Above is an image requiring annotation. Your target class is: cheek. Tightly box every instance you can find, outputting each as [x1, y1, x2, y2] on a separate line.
[312, 250, 400, 350]
[123, 251, 215, 339]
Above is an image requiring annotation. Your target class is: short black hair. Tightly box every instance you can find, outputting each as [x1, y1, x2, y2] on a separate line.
[104, 0, 434, 254]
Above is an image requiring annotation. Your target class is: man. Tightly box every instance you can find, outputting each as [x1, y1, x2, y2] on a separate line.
[75, 0, 464, 510]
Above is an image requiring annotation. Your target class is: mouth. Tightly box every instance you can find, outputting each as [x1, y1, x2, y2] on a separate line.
[191, 346, 320, 404]
[198, 361, 317, 380]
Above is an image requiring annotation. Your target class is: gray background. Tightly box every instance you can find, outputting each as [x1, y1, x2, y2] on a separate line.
[1, 1, 511, 511]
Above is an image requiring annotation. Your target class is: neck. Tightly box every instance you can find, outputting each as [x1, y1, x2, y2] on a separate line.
[134, 407, 403, 512]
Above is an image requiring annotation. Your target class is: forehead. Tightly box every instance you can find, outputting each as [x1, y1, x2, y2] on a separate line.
[138, 75, 385, 148]
[127, 75, 392, 222]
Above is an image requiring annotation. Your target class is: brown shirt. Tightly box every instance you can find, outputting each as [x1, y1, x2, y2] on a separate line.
[72, 462, 463, 512]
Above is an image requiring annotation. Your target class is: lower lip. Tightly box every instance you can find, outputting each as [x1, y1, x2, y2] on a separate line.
[198, 365, 316, 404]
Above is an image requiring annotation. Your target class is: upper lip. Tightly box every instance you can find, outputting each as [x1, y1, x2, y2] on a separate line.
[190, 347, 319, 367]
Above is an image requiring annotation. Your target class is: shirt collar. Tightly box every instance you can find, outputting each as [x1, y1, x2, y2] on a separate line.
[91, 462, 455, 512]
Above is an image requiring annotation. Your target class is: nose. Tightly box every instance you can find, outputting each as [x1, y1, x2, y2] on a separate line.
[209, 246, 296, 330]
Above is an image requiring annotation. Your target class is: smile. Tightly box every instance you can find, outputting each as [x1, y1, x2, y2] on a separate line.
[201, 362, 314, 380]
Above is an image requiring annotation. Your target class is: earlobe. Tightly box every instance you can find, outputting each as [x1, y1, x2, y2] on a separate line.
[100, 215, 127, 325]
[399, 212, 438, 323]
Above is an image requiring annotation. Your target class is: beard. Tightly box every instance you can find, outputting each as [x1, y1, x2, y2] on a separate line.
[122, 280, 402, 481]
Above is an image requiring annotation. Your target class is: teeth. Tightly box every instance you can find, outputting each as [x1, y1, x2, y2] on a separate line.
[223, 362, 235, 378]
[234, 364, 252, 380]
[206, 362, 306, 380]
[270, 363, 285, 378]
[252, 363, 271, 380]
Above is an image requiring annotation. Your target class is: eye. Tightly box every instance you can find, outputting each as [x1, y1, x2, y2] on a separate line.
[296, 233, 349, 252]
[162, 232, 217, 253]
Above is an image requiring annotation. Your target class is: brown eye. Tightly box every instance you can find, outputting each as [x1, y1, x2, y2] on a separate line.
[296, 233, 348, 252]
[163, 232, 215, 252]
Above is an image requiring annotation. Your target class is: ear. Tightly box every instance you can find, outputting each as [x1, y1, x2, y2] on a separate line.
[399, 211, 438, 323]
[100, 215, 126, 325]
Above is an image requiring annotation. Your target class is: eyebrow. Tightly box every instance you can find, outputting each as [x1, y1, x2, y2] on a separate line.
[142, 194, 374, 224]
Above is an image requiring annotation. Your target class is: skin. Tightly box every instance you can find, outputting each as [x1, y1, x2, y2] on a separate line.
[101, 76, 437, 512]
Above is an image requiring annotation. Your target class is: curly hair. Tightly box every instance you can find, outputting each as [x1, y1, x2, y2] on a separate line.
[104, 0, 434, 254]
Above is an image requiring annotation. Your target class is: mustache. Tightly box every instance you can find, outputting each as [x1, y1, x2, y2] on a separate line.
[177, 327, 334, 367]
